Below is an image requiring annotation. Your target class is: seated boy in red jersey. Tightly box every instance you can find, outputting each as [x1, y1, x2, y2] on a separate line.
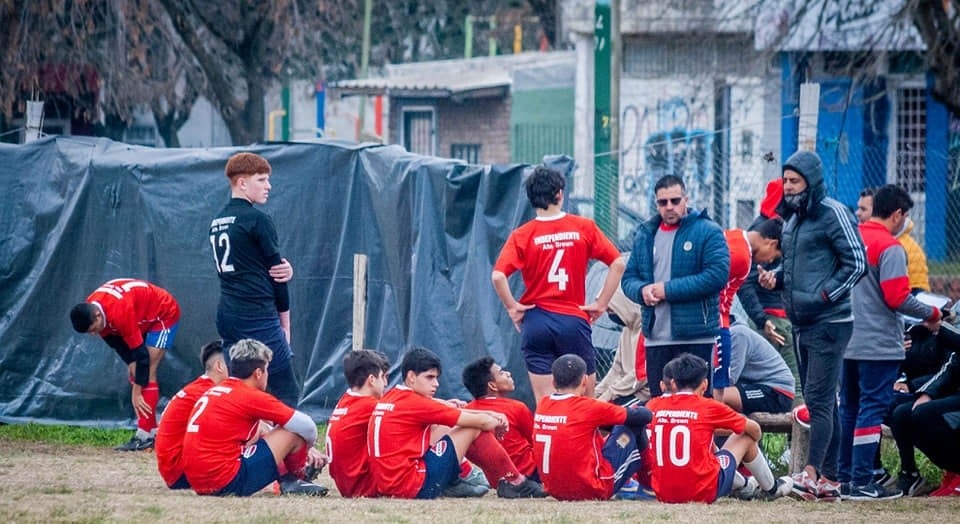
[326, 349, 390, 497]
[533, 354, 653, 501]
[155, 340, 229, 489]
[182, 339, 328, 497]
[462, 357, 537, 484]
[646, 353, 790, 503]
[367, 347, 546, 499]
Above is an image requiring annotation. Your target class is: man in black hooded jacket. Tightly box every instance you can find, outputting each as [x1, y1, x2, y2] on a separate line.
[759, 149, 866, 501]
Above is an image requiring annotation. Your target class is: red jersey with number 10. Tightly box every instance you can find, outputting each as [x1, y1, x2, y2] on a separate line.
[494, 213, 620, 320]
[86, 278, 180, 349]
[326, 390, 379, 497]
[646, 392, 746, 503]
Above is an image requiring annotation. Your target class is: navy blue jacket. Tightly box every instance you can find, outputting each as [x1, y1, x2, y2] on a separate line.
[621, 208, 729, 340]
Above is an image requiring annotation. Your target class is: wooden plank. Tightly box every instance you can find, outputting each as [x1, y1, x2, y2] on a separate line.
[352, 253, 368, 351]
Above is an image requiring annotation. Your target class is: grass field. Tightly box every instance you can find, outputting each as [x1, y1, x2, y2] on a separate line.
[1, 424, 958, 523]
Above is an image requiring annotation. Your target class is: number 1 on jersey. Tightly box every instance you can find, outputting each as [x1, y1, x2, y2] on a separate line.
[547, 249, 569, 291]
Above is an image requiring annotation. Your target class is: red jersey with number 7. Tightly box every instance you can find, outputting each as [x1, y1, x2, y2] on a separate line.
[646, 392, 746, 503]
[532, 393, 627, 500]
[326, 390, 379, 497]
[494, 213, 620, 320]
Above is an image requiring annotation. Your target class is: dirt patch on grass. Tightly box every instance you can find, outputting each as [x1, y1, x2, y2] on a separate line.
[1, 437, 958, 523]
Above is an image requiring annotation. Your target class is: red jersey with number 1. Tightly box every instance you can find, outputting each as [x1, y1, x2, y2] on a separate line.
[86, 278, 180, 349]
[367, 386, 462, 498]
[326, 390, 379, 497]
[155, 375, 215, 487]
[720, 229, 752, 328]
[646, 392, 746, 503]
[532, 393, 627, 501]
[494, 213, 620, 320]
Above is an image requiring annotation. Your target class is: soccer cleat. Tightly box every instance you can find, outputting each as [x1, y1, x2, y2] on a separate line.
[278, 476, 329, 497]
[442, 479, 488, 498]
[114, 435, 154, 451]
[460, 463, 491, 490]
[790, 470, 819, 501]
[897, 471, 933, 497]
[815, 477, 842, 503]
[496, 478, 547, 499]
[754, 476, 793, 501]
[732, 476, 760, 500]
[847, 482, 903, 501]
[614, 478, 656, 501]
[793, 404, 810, 429]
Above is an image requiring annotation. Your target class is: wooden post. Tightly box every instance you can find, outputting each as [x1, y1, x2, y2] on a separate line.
[798, 82, 820, 151]
[352, 253, 368, 351]
[790, 420, 810, 475]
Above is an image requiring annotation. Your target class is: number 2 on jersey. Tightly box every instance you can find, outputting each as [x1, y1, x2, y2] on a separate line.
[210, 233, 235, 273]
[547, 249, 568, 291]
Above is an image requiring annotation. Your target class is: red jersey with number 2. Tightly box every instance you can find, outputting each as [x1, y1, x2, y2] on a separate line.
[646, 392, 746, 503]
[494, 213, 620, 320]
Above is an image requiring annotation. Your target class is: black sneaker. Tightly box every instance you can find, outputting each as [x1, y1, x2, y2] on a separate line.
[496, 478, 547, 499]
[897, 471, 933, 497]
[114, 435, 154, 451]
[755, 476, 793, 501]
[839, 482, 852, 500]
[872, 469, 893, 487]
[443, 479, 488, 498]
[847, 482, 902, 501]
[279, 475, 329, 497]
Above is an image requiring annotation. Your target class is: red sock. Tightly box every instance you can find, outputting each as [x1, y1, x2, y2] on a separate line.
[465, 431, 521, 484]
[138, 382, 160, 433]
[283, 445, 309, 479]
[459, 460, 472, 479]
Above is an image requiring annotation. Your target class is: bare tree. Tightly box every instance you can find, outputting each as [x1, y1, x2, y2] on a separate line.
[911, 0, 960, 116]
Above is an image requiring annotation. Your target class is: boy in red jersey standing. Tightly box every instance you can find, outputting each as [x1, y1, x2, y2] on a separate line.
[533, 354, 653, 501]
[70, 278, 181, 451]
[155, 340, 229, 489]
[368, 347, 546, 499]
[493, 166, 625, 402]
[462, 357, 537, 484]
[326, 349, 390, 497]
[646, 353, 789, 503]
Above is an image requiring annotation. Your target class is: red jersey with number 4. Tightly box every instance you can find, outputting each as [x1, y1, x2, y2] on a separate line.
[367, 386, 462, 498]
[327, 390, 379, 497]
[720, 229, 752, 328]
[181, 377, 296, 494]
[465, 396, 536, 477]
[494, 213, 620, 320]
[155, 376, 215, 487]
[532, 393, 627, 501]
[87, 278, 180, 349]
[646, 392, 747, 503]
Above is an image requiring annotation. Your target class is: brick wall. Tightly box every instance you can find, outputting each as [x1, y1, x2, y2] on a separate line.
[437, 97, 512, 164]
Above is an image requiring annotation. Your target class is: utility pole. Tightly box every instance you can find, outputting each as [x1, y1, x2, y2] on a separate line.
[593, 0, 617, 239]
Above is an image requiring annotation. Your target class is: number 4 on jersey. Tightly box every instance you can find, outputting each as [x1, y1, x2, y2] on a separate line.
[548, 249, 569, 291]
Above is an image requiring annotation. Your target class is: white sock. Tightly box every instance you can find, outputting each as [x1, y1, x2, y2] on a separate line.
[744, 453, 775, 491]
[135, 428, 151, 440]
[732, 471, 746, 490]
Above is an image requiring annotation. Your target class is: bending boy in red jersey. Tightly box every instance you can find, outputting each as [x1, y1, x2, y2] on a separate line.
[367, 347, 546, 499]
[70, 278, 181, 451]
[646, 353, 789, 503]
[155, 340, 229, 489]
[462, 357, 537, 484]
[493, 166, 625, 402]
[181, 339, 328, 497]
[533, 354, 652, 501]
[326, 349, 390, 497]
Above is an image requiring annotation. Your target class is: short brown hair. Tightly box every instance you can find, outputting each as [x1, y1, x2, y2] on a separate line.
[225, 152, 271, 180]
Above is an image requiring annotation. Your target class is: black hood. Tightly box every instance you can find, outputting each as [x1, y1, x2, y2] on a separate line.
[778, 150, 825, 218]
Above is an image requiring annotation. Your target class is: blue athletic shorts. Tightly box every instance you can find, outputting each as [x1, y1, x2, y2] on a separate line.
[521, 307, 595, 375]
[602, 425, 642, 493]
[714, 449, 737, 501]
[144, 322, 179, 350]
[212, 438, 279, 497]
[416, 435, 461, 499]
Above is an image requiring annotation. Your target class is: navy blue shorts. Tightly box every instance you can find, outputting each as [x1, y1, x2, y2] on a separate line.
[521, 307, 595, 375]
[168, 473, 190, 490]
[416, 435, 461, 499]
[713, 449, 737, 501]
[217, 309, 293, 374]
[602, 425, 642, 493]
[212, 438, 279, 497]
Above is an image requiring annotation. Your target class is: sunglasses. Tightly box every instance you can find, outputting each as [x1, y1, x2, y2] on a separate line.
[656, 197, 684, 207]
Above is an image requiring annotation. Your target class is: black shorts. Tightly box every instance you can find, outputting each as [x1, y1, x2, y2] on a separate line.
[736, 383, 792, 415]
[520, 307, 594, 375]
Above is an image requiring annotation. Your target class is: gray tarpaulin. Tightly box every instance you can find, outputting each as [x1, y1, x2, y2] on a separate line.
[0, 136, 574, 426]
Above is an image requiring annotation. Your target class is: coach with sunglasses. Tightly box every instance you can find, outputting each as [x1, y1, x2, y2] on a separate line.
[621, 174, 730, 398]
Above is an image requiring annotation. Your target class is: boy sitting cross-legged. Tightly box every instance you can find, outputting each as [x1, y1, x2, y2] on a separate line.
[646, 353, 791, 503]
[368, 347, 546, 499]
[325, 349, 391, 497]
[533, 354, 653, 501]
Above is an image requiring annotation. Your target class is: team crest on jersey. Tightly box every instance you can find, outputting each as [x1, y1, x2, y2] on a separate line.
[717, 453, 731, 469]
[616, 433, 632, 449]
[242, 444, 258, 458]
[433, 440, 448, 457]
[683, 241, 693, 251]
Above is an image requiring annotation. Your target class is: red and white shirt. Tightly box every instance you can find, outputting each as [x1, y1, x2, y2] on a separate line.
[86, 278, 180, 349]
[155, 376, 215, 487]
[494, 213, 620, 320]
[326, 390, 379, 497]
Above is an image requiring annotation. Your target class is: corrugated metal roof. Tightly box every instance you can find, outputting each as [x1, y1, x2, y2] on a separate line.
[330, 51, 575, 99]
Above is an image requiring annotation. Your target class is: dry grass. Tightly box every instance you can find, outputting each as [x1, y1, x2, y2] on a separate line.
[1, 437, 958, 523]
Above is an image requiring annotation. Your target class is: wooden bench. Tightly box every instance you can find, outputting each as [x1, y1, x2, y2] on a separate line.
[748, 412, 807, 474]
